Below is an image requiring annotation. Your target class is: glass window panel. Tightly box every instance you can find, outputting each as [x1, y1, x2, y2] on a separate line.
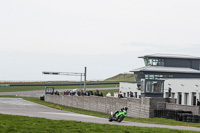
[146, 81, 151, 92]
[147, 58, 164, 66]
[149, 75, 155, 79]
[152, 61, 157, 65]
[144, 58, 148, 66]
[145, 80, 164, 93]
[148, 59, 153, 65]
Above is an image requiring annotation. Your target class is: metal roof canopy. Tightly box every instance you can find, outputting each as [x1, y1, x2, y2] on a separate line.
[130, 66, 200, 74]
[42, 67, 87, 92]
[138, 53, 200, 60]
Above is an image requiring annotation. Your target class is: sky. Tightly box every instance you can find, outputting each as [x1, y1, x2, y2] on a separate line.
[1, 0, 200, 81]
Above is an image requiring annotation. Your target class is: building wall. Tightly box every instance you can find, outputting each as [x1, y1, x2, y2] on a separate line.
[45, 94, 166, 118]
[164, 58, 200, 70]
[164, 78, 200, 106]
[164, 58, 190, 68]
[120, 79, 200, 106]
[191, 60, 200, 70]
[119, 82, 140, 98]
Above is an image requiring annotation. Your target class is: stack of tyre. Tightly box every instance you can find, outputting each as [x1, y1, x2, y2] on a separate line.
[154, 109, 200, 123]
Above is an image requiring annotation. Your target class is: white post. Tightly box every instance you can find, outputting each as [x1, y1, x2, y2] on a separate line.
[182, 92, 185, 105]
[176, 92, 179, 104]
[189, 92, 192, 105]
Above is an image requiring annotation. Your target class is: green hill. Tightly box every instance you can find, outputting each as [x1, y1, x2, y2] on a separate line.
[105, 73, 136, 82]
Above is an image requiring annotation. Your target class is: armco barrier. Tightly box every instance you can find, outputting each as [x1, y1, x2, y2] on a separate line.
[45, 94, 168, 118]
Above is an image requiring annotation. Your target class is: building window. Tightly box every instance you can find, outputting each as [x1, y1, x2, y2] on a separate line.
[144, 58, 148, 66]
[145, 74, 174, 79]
[124, 92, 126, 97]
[145, 80, 164, 93]
[145, 74, 155, 79]
[155, 75, 164, 79]
[172, 93, 175, 98]
[135, 92, 137, 98]
[127, 92, 130, 97]
[145, 58, 164, 66]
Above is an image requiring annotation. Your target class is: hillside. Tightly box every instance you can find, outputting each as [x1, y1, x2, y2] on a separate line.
[105, 73, 136, 82]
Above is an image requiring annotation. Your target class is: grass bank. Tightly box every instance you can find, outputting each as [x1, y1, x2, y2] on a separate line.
[1, 95, 200, 128]
[0, 113, 196, 133]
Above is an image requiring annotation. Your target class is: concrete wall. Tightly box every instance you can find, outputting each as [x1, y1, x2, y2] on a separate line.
[45, 94, 166, 118]
[166, 103, 200, 115]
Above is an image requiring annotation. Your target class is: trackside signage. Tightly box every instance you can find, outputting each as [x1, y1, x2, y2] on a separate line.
[0, 84, 10, 87]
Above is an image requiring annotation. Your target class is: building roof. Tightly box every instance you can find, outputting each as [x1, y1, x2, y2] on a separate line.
[130, 66, 200, 74]
[138, 53, 200, 60]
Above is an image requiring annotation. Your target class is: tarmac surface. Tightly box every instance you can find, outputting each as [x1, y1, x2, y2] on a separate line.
[0, 97, 200, 132]
[0, 88, 117, 97]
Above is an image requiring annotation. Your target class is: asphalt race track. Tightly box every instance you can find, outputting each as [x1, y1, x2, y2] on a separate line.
[0, 98, 200, 132]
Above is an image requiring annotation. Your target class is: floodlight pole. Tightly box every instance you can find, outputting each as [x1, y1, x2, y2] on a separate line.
[84, 67, 87, 92]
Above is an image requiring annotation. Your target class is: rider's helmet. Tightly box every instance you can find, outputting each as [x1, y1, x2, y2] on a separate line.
[124, 106, 128, 111]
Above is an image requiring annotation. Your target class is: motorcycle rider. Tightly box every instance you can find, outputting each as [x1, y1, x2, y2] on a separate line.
[113, 106, 128, 119]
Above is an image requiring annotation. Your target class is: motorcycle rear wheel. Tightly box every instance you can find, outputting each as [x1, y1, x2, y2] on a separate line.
[109, 116, 113, 122]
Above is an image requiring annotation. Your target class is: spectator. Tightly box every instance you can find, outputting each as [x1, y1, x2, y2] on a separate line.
[130, 91, 133, 97]
[81, 90, 85, 96]
[77, 91, 81, 96]
[55, 91, 60, 95]
[85, 91, 88, 96]
[95, 90, 99, 96]
[99, 92, 103, 97]
[70, 91, 73, 96]
[88, 91, 91, 96]
[90, 91, 93, 95]
[118, 93, 123, 98]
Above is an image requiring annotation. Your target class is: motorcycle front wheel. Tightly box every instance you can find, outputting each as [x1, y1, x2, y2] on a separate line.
[117, 116, 125, 122]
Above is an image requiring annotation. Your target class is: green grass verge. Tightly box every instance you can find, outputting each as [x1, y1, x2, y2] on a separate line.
[1, 95, 200, 128]
[0, 113, 196, 133]
[0, 84, 118, 92]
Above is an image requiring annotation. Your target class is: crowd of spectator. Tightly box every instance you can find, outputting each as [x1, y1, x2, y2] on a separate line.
[118, 91, 134, 98]
[63, 89, 103, 97]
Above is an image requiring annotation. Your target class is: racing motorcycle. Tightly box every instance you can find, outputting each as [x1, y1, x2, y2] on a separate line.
[108, 106, 128, 122]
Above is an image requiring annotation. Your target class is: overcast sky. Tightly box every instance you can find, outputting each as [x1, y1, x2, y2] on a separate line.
[1, 0, 200, 81]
